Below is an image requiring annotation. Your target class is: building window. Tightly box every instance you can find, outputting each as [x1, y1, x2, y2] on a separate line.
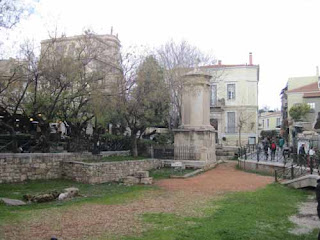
[267, 119, 269, 128]
[227, 112, 236, 133]
[276, 117, 281, 127]
[227, 84, 235, 100]
[210, 85, 217, 106]
[307, 103, 315, 109]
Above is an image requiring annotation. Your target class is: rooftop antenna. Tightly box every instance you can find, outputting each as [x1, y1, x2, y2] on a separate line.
[110, 26, 113, 35]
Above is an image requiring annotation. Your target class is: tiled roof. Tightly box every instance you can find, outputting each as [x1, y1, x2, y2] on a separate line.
[287, 82, 319, 93]
[259, 111, 281, 118]
[304, 92, 320, 98]
[200, 64, 258, 69]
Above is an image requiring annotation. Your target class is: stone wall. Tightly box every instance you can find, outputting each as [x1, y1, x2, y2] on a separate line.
[238, 159, 285, 175]
[62, 159, 161, 184]
[0, 153, 102, 183]
[100, 150, 130, 157]
[0, 152, 161, 184]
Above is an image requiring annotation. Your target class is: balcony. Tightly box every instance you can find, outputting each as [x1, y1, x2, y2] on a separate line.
[210, 98, 225, 109]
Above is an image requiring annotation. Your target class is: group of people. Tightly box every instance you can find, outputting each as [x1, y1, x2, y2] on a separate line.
[299, 143, 317, 174]
[261, 137, 285, 161]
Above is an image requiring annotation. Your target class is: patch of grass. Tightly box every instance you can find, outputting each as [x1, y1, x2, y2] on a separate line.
[0, 179, 154, 225]
[84, 155, 148, 163]
[149, 168, 195, 180]
[122, 184, 316, 240]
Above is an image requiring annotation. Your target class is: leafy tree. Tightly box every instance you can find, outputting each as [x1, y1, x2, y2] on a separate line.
[107, 55, 170, 156]
[289, 103, 311, 122]
[0, 31, 121, 151]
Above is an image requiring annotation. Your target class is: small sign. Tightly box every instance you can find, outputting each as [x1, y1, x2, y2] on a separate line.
[248, 137, 256, 145]
[171, 162, 183, 167]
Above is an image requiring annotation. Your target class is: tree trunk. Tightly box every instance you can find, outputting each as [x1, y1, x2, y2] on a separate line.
[0, 121, 18, 152]
[131, 134, 138, 157]
[238, 127, 242, 148]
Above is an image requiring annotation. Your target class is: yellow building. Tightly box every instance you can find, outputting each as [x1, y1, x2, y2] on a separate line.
[258, 111, 282, 135]
[201, 53, 259, 146]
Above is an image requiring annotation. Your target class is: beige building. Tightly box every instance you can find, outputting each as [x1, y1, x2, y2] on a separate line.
[0, 59, 28, 114]
[201, 53, 259, 146]
[281, 72, 320, 142]
[40, 32, 121, 90]
[258, 111, 282, 135]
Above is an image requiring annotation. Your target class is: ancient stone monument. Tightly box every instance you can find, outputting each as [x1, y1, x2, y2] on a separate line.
[174, 70, 216, 163]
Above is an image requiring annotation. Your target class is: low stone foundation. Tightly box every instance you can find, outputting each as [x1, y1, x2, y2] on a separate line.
[0, 153, 101, 183]
[0, 153, 161, 184]
[62, 159, 161, 184]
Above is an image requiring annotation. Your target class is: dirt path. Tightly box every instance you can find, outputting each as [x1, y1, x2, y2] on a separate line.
[1, 161, 273, 240]
[156, 161, 272, 194]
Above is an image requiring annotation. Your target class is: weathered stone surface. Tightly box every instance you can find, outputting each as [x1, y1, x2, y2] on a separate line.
[0, 153, 161, 184]
[135, 171, 149, 178]
[123, 176, 140, 185]
[1, 198, 26, 206]
[140, 177, 153, 185]
[64, 187, 79, 197]
[23, 191, 60, 203]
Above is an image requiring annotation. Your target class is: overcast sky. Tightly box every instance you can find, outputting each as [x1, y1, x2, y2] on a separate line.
[3, 0, 320, 110]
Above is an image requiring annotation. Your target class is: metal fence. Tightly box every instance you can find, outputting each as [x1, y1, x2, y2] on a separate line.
[153, 146, 174, 159]
[174, 145, 199, 160]
[152, 145, 201, 160]
[238, 142, 320, 180]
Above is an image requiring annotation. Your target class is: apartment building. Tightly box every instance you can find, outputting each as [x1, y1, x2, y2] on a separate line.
[202, 53, 259, 146]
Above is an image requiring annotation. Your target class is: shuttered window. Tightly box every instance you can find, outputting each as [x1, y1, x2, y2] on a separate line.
[227, 112, 236, 133]
[210, 85, 217, 106]
[227, 84, 235, 100]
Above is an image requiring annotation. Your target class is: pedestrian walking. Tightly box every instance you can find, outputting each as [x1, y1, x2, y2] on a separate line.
[299, 144, 306, 166]
[309, 147, 315, 174]
[270, 142, 277, 161]
[263, 142, 269, 161]
[279, 137, 285, 151]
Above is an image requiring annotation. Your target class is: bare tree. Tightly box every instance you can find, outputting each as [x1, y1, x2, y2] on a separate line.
[237, 108, 256, 147]
[0, 0, 25, 29]
[156, 40, 216, 128]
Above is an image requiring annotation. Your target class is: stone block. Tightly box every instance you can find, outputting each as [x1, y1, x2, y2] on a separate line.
[140, 177, 153, 185]
[123, 176, 139, 185]
[135, 171, 149, 178]
[1, 198, 26, 206]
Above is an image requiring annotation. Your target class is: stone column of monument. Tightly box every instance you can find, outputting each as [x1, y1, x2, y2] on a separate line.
[174, 70, 216, 162]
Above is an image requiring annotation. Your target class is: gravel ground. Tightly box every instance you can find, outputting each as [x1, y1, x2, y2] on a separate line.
[1, 161, 274, 240]
[289, 195, 320, 235]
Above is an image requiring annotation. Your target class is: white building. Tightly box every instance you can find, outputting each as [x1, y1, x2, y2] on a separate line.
[202, 53, 259, 146]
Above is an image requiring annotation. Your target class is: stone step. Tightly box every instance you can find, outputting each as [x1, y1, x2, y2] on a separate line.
[216, 156, 235, 160]
[216, 151, 235, 156]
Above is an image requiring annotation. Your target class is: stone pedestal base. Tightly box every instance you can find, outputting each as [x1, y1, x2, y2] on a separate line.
[174, 128, 216, 162]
